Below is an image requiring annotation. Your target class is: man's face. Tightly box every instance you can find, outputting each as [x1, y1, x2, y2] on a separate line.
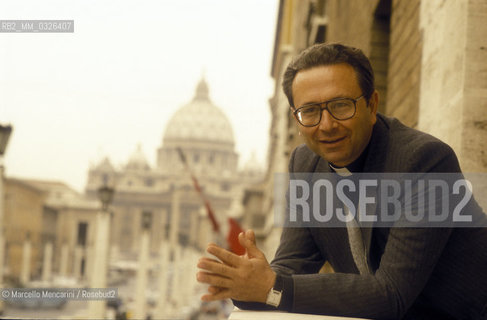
[292, 63, 378, 167]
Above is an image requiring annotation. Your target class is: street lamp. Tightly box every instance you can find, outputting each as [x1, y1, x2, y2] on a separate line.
[97, 185, 114, 211]
[0, 124, 12, 316]
[0, 125, 12, 156]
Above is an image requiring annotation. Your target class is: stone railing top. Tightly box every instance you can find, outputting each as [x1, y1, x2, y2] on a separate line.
[229, 308, 369, 320]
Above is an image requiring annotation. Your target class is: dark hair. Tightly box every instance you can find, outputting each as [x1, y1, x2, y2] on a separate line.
[282, 43, 375, 108]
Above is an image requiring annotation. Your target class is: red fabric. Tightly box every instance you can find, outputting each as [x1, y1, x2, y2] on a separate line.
[227, 218, 245, 255]
[191, 176, 202, 193]
[178, 147, 220, 233]
[204, 201, 220, 233]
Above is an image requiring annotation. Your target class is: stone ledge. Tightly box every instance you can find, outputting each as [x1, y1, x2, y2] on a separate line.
[229, 308, 369, 320]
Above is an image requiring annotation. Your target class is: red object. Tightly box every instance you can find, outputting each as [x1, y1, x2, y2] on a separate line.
[177, 147, 245, 254]
[203, 200, 220, 233]
[177, 148, 220, 233]
[227, 218, 245, 255]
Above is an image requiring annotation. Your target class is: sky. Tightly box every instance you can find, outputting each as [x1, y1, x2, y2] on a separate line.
[0, 0, 278, 192]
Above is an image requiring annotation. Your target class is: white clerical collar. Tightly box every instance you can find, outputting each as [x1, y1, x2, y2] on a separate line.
[329, 164, 352, 177]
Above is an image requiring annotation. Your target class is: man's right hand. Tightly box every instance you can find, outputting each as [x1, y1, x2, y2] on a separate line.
[196, 230, 276, 303]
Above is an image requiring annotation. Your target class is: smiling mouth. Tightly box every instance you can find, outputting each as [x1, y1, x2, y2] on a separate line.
[320, 137, 346, 144]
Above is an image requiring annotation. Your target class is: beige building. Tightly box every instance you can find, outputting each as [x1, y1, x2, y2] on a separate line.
[3, 178, 99, 283]
[247, 0, 487, 258]
[24, 180, 99, 282]
[3, 179, 45, 282]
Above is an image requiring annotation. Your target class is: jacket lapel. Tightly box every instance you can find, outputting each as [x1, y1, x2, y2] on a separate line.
[360, 114, 390, 270]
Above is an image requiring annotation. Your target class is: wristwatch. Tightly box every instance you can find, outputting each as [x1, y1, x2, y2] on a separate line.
[265, 274, 283, 307]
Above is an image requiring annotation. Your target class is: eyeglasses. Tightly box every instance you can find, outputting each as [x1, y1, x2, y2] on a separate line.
[293, 95, 364, 127]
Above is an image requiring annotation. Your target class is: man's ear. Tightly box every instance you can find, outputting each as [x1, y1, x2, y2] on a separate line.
[368, 90, 379, 124]
[368, 90, 379, 113]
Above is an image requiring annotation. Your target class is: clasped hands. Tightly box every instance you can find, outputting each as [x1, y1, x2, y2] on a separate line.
[196, 229, 276, 303]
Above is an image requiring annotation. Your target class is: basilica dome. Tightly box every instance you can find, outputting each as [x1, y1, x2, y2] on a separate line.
[163, 78, 235, 146]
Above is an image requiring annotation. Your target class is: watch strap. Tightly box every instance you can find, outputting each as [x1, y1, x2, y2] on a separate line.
[265, 273, 283, 307]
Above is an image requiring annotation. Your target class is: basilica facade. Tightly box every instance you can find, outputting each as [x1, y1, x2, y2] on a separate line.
[83, 77, 262, 263]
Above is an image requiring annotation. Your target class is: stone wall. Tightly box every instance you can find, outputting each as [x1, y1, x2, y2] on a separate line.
[418, 0, 487, 172]
[462, 0, 487, 172]
[4, 179, 44, 280]
[326, 0, 379, 53]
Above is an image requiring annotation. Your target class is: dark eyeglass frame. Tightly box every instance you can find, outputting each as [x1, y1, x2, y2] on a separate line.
[292, 95, 365, 127]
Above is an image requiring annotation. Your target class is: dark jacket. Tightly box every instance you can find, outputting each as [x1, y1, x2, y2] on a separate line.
[235, 114, 487, 319]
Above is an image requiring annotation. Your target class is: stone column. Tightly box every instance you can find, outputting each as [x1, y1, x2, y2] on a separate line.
[169, 188, 181, 250]
[59, 242, 68, 277]
[199, 214, 211, 251]
[0, 144, 6, 313]
[42, 242, 53, 283]
[461, 0, 487, 172]
[181, 246, 198, 308]
[85, 243, 94, 282]
[419, 0, 487, 172]
[171, 245, 182, 315]
[154, 241, 169, 319]
[0, 165, 5, 294]
[180, 247, 189, 307]
[0, 234, 4, 283]
[155, 208, 169, 319]
[168, 188, 182, 316]
[190, 248, 200, 304]
[0, 233, 5, 313]
[188, 210, 199, 249]
[133, 228, 150, 319]
[73, 245, 83, 279]
[88, 211, 110, 319]
[20, 235, 31, 285]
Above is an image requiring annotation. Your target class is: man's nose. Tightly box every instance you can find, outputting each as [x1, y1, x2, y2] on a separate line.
[318, 109, 338, 131]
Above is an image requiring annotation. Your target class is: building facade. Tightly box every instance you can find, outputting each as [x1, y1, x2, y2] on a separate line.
[84, 78, 261, 261]
[3, 178, 99, 284]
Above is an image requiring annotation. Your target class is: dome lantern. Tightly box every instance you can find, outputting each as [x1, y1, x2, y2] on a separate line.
[194, 78, 210, 101]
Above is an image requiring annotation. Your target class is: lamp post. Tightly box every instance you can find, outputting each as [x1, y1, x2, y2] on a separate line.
[134, 211, 152, 319]
[88, 184, 114, 319]
[98, 185, 114, 212]
[0, 124, 12, 316]
[0, 125, 12, 157]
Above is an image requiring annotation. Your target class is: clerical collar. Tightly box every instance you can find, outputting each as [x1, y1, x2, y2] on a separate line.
[329, 164, 352, 177]
[328, 140, 371, 174]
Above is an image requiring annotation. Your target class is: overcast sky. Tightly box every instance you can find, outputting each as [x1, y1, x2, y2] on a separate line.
[0, 0, 278, 192]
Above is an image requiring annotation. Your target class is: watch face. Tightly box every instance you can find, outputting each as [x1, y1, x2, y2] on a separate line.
[266, 289, 282, 307]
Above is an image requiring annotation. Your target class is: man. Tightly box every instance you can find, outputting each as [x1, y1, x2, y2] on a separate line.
[196, 43, 487, 319]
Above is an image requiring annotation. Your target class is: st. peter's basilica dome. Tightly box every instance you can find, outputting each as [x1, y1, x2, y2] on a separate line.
[157, 77, 238, 175]
[163, 78, 235, 146]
